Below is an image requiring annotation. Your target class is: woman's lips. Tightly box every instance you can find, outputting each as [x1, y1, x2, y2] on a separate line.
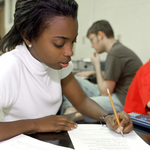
[60, 62, 69, 67]
[60, 58, 71, 68]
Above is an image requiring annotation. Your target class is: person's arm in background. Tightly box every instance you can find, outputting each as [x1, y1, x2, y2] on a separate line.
[75, 70, 96, 79]
[91, 52, 116, 95]
[147, 102, 150, 115]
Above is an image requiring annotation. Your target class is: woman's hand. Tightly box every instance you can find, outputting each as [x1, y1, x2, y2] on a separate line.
[104, 111, 133, 134]
[33, 115, 77, 133]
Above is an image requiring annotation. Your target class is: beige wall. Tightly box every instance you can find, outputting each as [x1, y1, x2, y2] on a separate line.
[1, 0, 150, 63]
[74, 0, 150, 64]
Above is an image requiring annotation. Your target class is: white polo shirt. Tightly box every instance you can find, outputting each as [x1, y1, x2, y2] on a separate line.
[0, 44, 73, 121]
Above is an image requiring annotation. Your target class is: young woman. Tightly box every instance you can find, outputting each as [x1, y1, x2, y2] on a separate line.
[0, 0, 132, 141]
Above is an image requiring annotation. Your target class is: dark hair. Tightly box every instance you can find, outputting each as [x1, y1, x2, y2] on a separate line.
[87, 20, 114, 38]
[0, 0, 78, 52]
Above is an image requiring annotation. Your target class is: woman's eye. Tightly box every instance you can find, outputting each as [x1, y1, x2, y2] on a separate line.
[53, 43, 64, 48]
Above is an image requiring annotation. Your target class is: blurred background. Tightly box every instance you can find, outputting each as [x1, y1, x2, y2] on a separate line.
[0, 0, 150, 69]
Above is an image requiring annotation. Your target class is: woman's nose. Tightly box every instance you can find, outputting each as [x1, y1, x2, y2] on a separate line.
[63, 47, 74, 57]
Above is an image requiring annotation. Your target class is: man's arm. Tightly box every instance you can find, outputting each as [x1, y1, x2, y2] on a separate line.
[75, 70, 96, 78]
[91, 52, 116, 95]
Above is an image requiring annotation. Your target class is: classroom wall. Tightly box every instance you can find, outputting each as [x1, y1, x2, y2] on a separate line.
[73, 0, 150, 64]
[4, 0, 16, 34]
[1, 0, 150, 64]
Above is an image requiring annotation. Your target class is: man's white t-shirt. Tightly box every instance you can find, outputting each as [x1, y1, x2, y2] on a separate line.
[0, 44, 73, 121]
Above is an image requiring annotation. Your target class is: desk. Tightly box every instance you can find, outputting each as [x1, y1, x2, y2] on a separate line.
[29, 119, 150, 149]
[30, 131, 74, 149]
[133, 124, 150, 145]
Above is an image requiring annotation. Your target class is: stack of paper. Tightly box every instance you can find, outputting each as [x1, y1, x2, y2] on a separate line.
[68, 124, 150, 150]
[0, 134, 73, 150]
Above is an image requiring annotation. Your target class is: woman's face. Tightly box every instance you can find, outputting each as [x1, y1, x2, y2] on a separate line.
[28, 16, 78, 70]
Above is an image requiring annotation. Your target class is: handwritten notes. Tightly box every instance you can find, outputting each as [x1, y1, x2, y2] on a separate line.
[68, 124, 150, 150]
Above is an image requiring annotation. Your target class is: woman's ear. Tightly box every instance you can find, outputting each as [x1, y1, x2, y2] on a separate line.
[23, 30, 32, 48]
[23, 37, 32, 48]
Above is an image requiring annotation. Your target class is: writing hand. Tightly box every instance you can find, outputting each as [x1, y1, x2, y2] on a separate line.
[105, 111, 133, 134]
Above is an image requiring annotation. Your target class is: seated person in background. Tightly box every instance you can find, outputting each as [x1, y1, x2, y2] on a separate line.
[61, 20, 143, 119]
[124, 60, 150, 115]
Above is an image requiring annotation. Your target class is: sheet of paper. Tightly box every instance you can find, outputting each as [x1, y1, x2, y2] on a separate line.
[0, 134, 73, 150]
[68, 124, 150, 150]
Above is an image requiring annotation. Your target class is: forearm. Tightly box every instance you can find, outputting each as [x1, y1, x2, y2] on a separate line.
[75, 71, 96, 78]
[87, 71, 96, 76]
[95, 64, 107, 95]
[0, 119, 36, 141]
[0, 115, 78, 142]
[76, 97, 108, 121]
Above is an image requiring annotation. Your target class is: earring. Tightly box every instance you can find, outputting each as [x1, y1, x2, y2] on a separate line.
[28, 44, 32, 48]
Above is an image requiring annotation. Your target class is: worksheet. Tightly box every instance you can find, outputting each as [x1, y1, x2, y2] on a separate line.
[68, 124, 150, 150]
[0, 134, 73, 150]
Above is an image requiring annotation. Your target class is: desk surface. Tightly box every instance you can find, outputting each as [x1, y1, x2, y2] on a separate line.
[30, 119, 150, 149]
[30, 131, 74, 149]
[133, 124, 150, 145]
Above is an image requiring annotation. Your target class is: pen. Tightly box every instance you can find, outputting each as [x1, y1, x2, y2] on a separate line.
[107, 88, 124, 137]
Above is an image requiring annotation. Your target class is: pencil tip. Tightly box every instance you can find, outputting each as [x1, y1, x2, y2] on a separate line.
[121, 131, 124, 137]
